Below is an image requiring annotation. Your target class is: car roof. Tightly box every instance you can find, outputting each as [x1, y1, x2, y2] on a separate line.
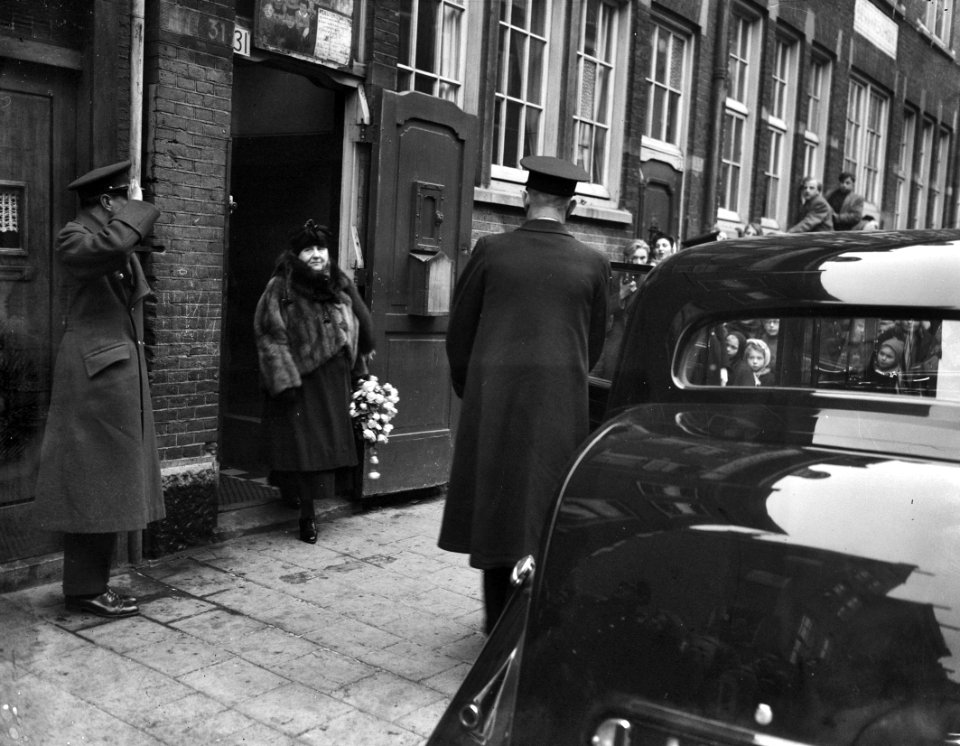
[654, 228, 960, 311]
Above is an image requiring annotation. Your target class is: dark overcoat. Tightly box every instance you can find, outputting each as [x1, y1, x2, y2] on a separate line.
[33, 202, 165, 533]
[440, 219, 609, 569]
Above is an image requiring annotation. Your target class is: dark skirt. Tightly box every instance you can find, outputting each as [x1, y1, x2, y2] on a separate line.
[261, 353, 358, 472]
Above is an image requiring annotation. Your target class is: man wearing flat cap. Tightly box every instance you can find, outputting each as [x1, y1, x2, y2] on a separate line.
[440, 155, 610, 633]
[33, 160, 164, 618]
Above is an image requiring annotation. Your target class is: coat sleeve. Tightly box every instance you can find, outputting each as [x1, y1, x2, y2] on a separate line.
[253, 277, 302, 396]
[787, 197, 833, 233]
[57, 201, 160, 279]
[836, 193, 864, 229]
[588, 257, 611, 371]
[445, 240, 487, 399]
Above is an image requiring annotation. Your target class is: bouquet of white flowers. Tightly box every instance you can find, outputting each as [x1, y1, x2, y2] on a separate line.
[349, 375, 399, 479]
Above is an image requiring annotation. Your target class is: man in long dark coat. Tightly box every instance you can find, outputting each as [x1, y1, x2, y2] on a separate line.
[34, 160, 165, 618]
[440, 156, 610, 633]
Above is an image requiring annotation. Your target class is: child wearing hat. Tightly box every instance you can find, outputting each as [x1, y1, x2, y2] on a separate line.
[743, 338, 774, 386]
[864, 337, 904, 393]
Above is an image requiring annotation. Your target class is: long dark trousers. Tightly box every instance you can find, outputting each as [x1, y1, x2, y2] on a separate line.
[62, 532, 116, 597]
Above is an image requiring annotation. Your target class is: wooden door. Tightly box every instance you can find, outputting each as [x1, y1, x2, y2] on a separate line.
[641, 159, 680, 241]
[0, 60, 77, 565]
[365, 90, 476, 494]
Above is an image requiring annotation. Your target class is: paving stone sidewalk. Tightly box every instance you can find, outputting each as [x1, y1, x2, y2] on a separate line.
[0, 494, 484, 745]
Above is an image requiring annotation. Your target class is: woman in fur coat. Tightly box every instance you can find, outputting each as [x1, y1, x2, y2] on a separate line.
[254, 221, 374, 542]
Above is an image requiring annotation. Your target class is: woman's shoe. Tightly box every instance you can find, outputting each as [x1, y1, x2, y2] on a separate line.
[299, 517, 318, 543]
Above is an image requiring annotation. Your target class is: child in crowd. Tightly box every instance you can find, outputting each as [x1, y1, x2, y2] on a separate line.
[725, 331, 754, 386]
[863, 337, 904, 393]
[743, 338, 773, 386]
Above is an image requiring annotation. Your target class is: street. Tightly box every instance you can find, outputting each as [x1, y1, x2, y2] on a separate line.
[0, 494, 481, 744]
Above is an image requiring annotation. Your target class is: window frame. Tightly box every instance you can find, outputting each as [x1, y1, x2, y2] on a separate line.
[916, 119, 935, 228]
[929, 128, 951, 229]
[894, 110, 916, 229]
[926, 0, 954, 47]
[843, 77, 889, 206]
[485, 0, 632, 205]
[718, 11, 762, 224]
[397, 0, 468, 105]
[763, 36, 799, 227]
[803, 56, 832, 185]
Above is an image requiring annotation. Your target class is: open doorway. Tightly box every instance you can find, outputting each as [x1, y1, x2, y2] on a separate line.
[220, 59, 344, 472]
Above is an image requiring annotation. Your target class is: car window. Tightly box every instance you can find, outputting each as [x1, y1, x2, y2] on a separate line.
[679, 317, 960, 402]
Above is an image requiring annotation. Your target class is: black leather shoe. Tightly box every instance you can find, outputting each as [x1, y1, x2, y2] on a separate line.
[299, 517, 318, 544]
[65, 588, 139, 619]
[107, 586, 137, 604]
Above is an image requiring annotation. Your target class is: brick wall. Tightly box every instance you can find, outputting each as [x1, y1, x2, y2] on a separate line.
[144, 0, 234, 467]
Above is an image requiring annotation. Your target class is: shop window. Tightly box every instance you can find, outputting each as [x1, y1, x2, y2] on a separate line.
[398, 0, 466, 104]
[489, 0, 630, 202]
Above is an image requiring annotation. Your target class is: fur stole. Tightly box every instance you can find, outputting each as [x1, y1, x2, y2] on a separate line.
[254, 252, 371, 396]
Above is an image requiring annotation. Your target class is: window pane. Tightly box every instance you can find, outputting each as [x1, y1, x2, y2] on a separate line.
[580, 60, 596, 118]
[415, 0, 438, 71]
[524, 107, 540, 159]
[669, 35, 684, 88]
[504, 100, 521, 165]
[507, 29, 524, 99]
[440, 4, 462, 81]
[527, 37, 544, 105]
[529, 0, 547, 35]
[399, 0, 413, 65]
[583, 0, 599, 57]
[650, 87, 665, 141]
[666, 90, 679, 143]
[510, 0, 527, 28]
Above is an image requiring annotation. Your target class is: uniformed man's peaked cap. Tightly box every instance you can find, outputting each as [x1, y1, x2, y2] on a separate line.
[520, 155, 588, 197]
[67, 160, 131, 200]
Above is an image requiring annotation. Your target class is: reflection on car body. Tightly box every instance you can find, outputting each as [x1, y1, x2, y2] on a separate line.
[429, 229, 960, 746]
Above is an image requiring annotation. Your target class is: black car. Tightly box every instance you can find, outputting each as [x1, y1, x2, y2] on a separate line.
[429, 230, 960, 745]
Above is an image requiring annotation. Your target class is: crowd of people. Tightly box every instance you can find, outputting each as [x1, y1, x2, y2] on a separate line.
[723, 171, 880, 236]
[713, 316, 943, 395]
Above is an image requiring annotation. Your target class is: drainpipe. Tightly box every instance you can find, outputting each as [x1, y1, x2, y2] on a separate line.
[128, 0, 146, 565]
[703, 0, 730, 231]
[129, 0, 145, 185]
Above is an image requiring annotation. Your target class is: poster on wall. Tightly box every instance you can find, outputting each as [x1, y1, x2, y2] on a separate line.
[253, 0, 354, 67]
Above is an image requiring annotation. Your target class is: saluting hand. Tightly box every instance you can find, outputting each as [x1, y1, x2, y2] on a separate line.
[128, 179, 143, 202]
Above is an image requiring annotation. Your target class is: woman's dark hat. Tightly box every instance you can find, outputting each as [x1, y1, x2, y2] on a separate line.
[520, 155, 589, 197]
[67, 160, 131, 200]
[289, 219, 337, 264]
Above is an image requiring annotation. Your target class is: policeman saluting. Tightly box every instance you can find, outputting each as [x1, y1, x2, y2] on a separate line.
[34, 160, 165, 618]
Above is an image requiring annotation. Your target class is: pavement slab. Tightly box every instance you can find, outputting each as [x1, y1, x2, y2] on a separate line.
[0, 494, 481, 745]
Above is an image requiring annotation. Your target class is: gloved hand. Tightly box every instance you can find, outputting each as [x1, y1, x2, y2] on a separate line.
[274, 388, 298, 407]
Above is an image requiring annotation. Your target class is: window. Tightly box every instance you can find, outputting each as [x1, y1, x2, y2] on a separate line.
[719, 14, 760, 220]
[929, 129, 951, 229]
[764, 39, 799, 225]
[492, 0, 551, 169]
[645, 23, 689, 147]
[843, 79, 889, 205]
[489, 0, 630, 201]
[894, 111, 916, 229]
[573, 0, 619, 185]
[680, 316, 959, 402]
[926, 0, 953, 46]
[398, 0, 467, 103]
[803, 58, 831, 182]
[916, 120, 934, 228]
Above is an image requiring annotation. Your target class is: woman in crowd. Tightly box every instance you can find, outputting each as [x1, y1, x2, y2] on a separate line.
[651, 232, 676, 264]
[254, 220, 374, 543]
[593, 239, 650, 378]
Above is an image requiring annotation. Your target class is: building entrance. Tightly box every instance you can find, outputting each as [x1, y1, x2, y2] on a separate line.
[220, 60, 344, 472]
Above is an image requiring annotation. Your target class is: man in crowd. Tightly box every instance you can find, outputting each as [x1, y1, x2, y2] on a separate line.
[826, 171, 865, 231]
[440, 155, 609, 633]
[787, 176, 834, 232]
